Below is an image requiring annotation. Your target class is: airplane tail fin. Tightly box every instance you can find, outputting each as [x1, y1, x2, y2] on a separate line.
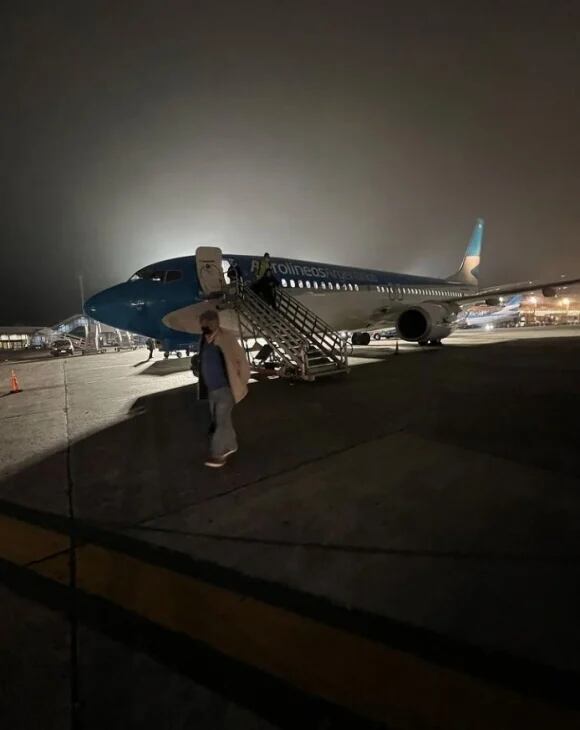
[447, 218, 484, 287]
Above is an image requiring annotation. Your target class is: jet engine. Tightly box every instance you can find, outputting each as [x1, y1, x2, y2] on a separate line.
[396, 303, 458, 343]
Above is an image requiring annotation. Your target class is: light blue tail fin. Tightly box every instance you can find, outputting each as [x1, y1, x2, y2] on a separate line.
[447, 218, 484, 287]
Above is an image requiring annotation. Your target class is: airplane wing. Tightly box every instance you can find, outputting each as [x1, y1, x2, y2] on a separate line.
[447, 276, 580, 305]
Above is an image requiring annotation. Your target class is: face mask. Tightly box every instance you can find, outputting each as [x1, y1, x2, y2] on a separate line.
[201, 325, 212, 335]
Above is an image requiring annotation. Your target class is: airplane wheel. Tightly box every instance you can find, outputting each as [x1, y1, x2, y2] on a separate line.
[352, 333, 370, 346]
[176, 351, 182, 358]
[373, 333, 381, 341]
[164, 352, 169, 359]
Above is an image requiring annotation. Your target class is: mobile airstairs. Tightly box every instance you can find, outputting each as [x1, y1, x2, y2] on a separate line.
[222, 282, 349, 381]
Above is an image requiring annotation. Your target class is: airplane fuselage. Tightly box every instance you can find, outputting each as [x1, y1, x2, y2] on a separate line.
[85, 252, 473, 352]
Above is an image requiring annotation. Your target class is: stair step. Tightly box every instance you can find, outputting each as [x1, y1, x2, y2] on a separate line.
[307, 364, 342, 373]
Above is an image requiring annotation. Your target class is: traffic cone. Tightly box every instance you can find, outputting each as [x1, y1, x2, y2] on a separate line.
[9, 370, 22, 394]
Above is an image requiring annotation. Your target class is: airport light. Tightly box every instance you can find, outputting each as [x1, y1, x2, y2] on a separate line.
[528, 296, 537, 305]
[561, 297, 570, 307]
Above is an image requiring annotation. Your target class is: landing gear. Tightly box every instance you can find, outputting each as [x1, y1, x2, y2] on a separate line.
[419, 339, 443, 347]
[351, 332, 371, 346]
[176, 351, 182, 358]
[164, 351, 169, 359]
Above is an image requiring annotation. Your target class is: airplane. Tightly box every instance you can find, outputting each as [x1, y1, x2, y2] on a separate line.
[460, 294, 523, 330]
[85, 219, 580, 355]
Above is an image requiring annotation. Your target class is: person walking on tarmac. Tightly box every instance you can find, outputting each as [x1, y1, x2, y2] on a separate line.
[146, 337, 155, 360]
[194, 309, 251, 468]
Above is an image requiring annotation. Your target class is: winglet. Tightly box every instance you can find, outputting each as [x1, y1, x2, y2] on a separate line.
[447, 218, 484, 287]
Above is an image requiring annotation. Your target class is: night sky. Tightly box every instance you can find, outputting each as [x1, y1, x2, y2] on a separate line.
[2, 1, 579, 324]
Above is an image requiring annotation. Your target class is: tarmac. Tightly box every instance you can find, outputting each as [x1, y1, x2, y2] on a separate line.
[1, 327, 580, 729]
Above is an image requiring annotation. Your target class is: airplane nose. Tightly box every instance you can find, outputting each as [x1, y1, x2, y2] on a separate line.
[85, 284, 137, 330]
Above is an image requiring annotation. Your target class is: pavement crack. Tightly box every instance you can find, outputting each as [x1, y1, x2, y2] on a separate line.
[127, 426, 408, 528]
[63, 361, 82, 730]
[128, 527, 580, 564]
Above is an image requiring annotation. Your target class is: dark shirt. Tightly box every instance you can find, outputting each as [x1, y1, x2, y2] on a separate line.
[201, 341, 229, 392]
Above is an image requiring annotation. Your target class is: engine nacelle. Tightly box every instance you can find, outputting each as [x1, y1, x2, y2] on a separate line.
[542, 286, 557, 297]
[485, 297, 501, 306]
[396, 303, 457, 343]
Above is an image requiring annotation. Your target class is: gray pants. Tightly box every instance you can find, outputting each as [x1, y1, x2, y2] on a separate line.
[208, 386, 237, 458]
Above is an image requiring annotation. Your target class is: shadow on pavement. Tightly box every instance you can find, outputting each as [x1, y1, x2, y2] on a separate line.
[2, 337, 580, 727]
[136, 358, 193, 376]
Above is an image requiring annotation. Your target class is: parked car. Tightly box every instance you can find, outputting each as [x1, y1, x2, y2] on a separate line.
[50, 338, 75, 357]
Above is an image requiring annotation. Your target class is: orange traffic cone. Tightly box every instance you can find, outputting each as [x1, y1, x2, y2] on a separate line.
[9, 370, 22, 394]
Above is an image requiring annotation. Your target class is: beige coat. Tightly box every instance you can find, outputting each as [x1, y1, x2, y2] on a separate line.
[198, 329, 250, 403]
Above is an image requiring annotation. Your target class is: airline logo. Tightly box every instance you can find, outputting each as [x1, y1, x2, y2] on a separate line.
[250, 259, 379, 284]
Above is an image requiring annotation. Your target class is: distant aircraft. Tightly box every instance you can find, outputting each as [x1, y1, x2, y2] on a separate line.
[85, 219, 580, 354]
[460, 295, 523, 330]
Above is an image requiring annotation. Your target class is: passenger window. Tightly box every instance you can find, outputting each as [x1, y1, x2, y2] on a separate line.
[281, 278, 288, 287]
[342, 283, 348, 291]
[290, 279, 296, 287]
[298, 280, 304, 288]
[165, 270, 182, 282]
[354, 283, 359, 291]
[348, 283, 353, 291]
[321, 281, 326, 289]
[149, 271, 164, 282]
[305, 280, 311, 288]
[313, 281, 319, 289]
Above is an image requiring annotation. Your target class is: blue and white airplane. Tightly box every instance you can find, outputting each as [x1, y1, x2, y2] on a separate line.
[85, 219, 579, 353]
[460, 295, 523, 330]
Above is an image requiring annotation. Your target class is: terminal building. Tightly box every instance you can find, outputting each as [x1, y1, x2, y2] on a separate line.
[0, 315, 144, 354]
[0, 326, 47, 351]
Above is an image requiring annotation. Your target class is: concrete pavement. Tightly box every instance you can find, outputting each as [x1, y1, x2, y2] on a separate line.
[1, 330, 580, 727]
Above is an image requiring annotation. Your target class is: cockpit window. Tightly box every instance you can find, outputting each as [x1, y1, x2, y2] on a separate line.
[130, 268, 162, 282]
[129, 268, 180, 283]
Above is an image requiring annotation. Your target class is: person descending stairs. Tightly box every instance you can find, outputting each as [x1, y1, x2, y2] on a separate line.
[224, 280, 349, 381]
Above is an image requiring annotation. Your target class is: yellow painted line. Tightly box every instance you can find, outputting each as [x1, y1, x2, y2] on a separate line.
[32, 544, 580, 730]
[0, 515, 69, 565]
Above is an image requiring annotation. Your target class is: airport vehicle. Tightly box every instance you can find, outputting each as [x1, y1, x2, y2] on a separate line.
[372, 329, 397, 341]
[85, 219, 580, 368]
[50, 338, 75, 357]
[460, 295, 523, 330]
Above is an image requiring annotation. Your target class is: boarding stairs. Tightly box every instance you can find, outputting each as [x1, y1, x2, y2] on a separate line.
[225, 282, 349, 380]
